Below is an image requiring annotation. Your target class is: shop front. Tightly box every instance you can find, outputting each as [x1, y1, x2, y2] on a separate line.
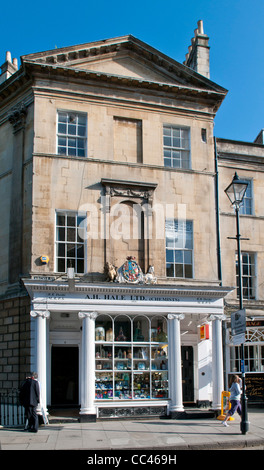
[24, 277, 231, 420]
[226, 318, 264, 406]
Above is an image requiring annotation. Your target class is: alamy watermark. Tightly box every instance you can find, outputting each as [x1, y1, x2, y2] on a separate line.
[77, 199, 187, 244]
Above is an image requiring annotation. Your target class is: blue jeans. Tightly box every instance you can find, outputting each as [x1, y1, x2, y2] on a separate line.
[229, 400, 242, 416]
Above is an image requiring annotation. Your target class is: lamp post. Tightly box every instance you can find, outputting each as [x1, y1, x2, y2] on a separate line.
[225, 172, 249, 435]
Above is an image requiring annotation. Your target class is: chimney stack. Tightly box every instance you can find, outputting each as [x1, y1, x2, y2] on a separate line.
[183, 20, 210, 79]
[0, 51, 18, 85]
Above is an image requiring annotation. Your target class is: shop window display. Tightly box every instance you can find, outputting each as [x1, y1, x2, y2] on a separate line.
[95, 314, 168, 400]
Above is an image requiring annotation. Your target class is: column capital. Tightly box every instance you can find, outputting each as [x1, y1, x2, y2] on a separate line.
[209, 314, 226, 321]
[168, 313, 185, 321]
[30, 310, 50, 319]
[78, 311, 98, 320]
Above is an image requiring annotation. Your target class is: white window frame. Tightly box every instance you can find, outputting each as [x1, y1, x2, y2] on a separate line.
[163, 125, 191, 169]
[57, 110, 87, 157]
[165, 219, 193, 279]
[240, 179, 254, 215]
[55, 210, 87, 274]
[236, 252, 256, 300]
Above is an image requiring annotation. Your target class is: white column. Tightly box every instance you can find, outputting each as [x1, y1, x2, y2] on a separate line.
[78, 311, 98, 421]
[30, 309, 50, 413]
[168, 313, 185, 416]
[209, 314, 226, 410]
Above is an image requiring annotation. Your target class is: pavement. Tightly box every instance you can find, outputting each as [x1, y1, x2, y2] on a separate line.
[0, 408, 264, 456]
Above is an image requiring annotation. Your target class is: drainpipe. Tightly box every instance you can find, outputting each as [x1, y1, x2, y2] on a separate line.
[214, 136, 222, 285]
[214, 136, 227, 390]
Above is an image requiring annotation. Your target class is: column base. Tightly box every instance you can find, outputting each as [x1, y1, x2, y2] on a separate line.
[79, 413, 97, 422]
[169, 410, 185, 419]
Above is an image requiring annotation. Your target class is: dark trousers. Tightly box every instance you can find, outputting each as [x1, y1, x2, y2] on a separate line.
[25, 406, 39, 432]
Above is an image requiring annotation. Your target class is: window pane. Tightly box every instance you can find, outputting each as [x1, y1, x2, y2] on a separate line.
[173, 137, 181, 148]
[66, 244, 75, 258]
[58, 113, 67, 123]
[172, 128, 180, 138]
[77, 259, 84, 273]
[67, 227, 75, 242]
[184, 250, 192, 265]
[67, 216, 76, 227]
[57, 243, 65, 257]
[68, 147, 76, 156]
[164, 136, 171, 146]
[78, 114, 86, 126]
[175, 264, 183, 277]
[185, 264, 193, 278]
[58, 146, 66, 155]
[163, 127, 171, 136]
[175, 250, 183, 263]
[77, 244, 84, 258]
[166, 264, 174, 277]
[57, 214, 65, 226]
[57, 257, 65, 273]
[57, 227, 65, 241]
[58, 123, 67, 134]
[166, 250, 174, 263]
[68, 124, 76, 135]
[58, 137, 66, 146]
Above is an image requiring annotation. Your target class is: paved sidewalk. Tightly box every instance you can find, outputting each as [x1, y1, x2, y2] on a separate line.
[0, 409, 263, 452]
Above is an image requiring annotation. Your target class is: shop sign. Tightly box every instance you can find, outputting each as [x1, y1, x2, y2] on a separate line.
[231, 309, 246, 336]
[200, 324, 209, 340]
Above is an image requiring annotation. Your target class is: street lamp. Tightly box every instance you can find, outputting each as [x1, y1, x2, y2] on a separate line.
[225, 172, 250, 435]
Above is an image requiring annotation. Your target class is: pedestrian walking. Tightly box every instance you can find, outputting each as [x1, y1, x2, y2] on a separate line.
[19, 372, 40, 432]
[222, 374, 242, 427]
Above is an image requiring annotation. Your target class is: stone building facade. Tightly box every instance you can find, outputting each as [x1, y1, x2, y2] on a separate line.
[1, 22, 254, 420]
[216, 136, 264, 404]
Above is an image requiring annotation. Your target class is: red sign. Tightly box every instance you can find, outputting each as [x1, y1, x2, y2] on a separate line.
[200, 324, 209, 340]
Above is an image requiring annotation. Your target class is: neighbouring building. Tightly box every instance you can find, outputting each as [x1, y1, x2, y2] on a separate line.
[216, 134, 264, 405]
[1, 21, 255, 422]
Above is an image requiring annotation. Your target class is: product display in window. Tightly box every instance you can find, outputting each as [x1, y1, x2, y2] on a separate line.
[151, 346, 168, 370]
[114, 346, 132, 370]
[95, 345, 113, 370]
[152, 372, 169, 398]
[95, 373, 113, 399]
[133, 372, 150, 399]
[133, 321, 145, 341]
[114, 372, 131, 399]
[94, 314, 169, 400]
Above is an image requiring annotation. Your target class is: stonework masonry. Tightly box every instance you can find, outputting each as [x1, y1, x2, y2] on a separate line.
[0, 295, 31, 391]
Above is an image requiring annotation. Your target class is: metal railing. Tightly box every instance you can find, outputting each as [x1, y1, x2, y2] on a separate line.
[0, 390, 25, 427]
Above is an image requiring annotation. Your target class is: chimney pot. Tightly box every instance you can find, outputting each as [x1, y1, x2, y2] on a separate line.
[6, 51, 12, 62]
[12, 58, 18, 70]
[198, 20, 204, 34]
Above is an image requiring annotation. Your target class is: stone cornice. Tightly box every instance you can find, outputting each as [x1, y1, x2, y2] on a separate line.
[23, 277, 232, 300]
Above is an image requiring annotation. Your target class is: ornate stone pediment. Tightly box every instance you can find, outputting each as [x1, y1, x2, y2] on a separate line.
[21, 35, 227, 98]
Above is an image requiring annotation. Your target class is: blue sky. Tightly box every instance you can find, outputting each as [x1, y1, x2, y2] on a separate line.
[1, 0, 263, 142]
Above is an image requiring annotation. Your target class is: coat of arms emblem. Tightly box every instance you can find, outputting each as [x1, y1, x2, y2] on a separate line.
[116, 256, 144, 284]
[104, 257, 157, 284]
[122, 257, 143, 282]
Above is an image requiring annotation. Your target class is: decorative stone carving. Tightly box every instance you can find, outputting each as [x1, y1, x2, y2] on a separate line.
[8, 102, 27, 133]
[104, 262, 117, 281]
[30, 310, 50, 319]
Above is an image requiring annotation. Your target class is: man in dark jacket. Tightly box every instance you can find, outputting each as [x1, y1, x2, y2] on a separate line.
[19, 372, 40, 432]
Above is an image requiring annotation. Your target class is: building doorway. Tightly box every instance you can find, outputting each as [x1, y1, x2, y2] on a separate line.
[181, 346, 194, 403]
[51, 346, 79, 406]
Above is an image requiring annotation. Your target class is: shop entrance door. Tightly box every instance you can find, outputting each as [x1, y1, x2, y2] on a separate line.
[51, 346, 79, 406]
[181, 346, 194, 403]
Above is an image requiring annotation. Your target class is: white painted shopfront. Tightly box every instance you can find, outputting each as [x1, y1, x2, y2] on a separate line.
[24, 278, 231, 420]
